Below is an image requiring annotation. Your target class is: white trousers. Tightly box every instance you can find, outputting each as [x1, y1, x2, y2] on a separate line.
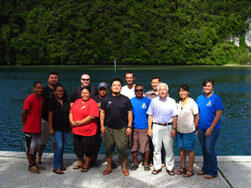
[152, 124, 174, 170]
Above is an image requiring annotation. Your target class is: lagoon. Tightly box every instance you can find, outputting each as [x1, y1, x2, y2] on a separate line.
[0, 65, 250, 155]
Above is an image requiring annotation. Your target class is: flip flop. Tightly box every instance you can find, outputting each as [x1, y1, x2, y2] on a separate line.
[53, 169, 64, 175]
[73, 164, 82, 170]
[176, 168, 186, 175]
[183, 171, 194, 178]
[81, 167, 89, 173]
[103, 168, 112, 175]
[152, 169, 162, 175]
[166, 169, 175, 176]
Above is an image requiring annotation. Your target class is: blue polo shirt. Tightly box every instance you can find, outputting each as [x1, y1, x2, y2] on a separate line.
[196, 94, 223, 130]
[131, 97, 151, 129]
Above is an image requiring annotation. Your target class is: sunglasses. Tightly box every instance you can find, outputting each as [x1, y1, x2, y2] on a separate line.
[81, 79, 90, 81]
[135, 89, 144, 92]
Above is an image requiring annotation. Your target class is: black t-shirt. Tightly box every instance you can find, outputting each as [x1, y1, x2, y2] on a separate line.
[42, 86, 54, 121]
[48, 95, 71, 132]
[70, 85, 97, 103]
[101, 94, 133, 129]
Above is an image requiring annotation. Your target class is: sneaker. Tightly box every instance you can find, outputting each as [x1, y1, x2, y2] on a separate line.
[28, 166, 40, 174]
[130, 163, 138, 170]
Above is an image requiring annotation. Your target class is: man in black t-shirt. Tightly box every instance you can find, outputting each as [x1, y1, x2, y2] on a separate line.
[100, 78, 133, 176]
[37, 72, 58, 167]
[70, 73, 97, 105]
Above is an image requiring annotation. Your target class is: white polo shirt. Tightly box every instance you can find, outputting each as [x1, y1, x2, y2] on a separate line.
[177, 98, 199, 133]
[147, 96, 178, 124]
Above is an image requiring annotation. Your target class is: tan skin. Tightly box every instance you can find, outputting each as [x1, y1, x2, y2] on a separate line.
[131, 86, 149, 167]
[21, 83, 43, 125]
[69, 88, 96, 170]
[198, 82, 223, 178]
[151, 78, 160, 93]
[21, 83, 43, 167]
[177, 88, 199, 177]
[100, 80, 132, 176]
[125, 73, 136, 89]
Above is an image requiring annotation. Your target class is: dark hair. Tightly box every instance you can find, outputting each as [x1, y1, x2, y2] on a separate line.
[48, 72, 58, 77]
[151, 76, 161, 82]
[80, 86, 91, 93]
[33, 81, 42, 87]
[203, 78, 215, 87]
[125, 70, 135, 77]
[111, 78, 122, 86]
[55, 83, 64, 90]
[179, 84, 189, 92]
[135, 84, 144, 89]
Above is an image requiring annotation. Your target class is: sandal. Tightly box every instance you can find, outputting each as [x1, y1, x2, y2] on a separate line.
[53, 169, 64, 174]
[204, 174, 216, 179]
[73, 164, 82, 170]
[176, 167, 186, 175]
[183, 171, 194, 178]
[197, 171, 206, 175]
[81, 167, 89, 173]
[130, 163, 138, 170]
[152, 169, 162, 175]
[144, 165, 150, 171]
[103, 168, 112, 175]
[166, 169, 175, 176]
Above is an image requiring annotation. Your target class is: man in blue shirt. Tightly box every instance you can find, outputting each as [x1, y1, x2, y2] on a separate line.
[130, 84, 151, 171]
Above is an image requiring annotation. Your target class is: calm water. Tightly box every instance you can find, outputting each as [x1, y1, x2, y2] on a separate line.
[0, 65, 250, 155]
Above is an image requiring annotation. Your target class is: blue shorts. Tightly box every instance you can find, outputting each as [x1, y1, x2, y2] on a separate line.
[176, 131, 195, 151]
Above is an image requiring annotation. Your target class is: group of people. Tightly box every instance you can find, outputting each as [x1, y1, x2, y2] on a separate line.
[22, 71, 223, 180]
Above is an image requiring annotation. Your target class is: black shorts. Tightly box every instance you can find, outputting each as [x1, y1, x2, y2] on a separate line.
[73, 134, 98, 158]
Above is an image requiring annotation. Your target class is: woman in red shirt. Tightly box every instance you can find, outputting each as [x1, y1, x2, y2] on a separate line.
[69, 86, 99, 172]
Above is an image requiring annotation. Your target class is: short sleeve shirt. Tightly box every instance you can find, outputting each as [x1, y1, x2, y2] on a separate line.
[70, 98, 99, 136]
[101, 95, 133, 129]
[42, 86, 54, 121]
[196, 94, 224, 130]
[23, 94, 44, 133]
[177, 98, 199, 133]
[130, 97, 151, 129]
[48, 95, 71, 132]
[147, 96, 178, 123]
[121, 85, 135, 99]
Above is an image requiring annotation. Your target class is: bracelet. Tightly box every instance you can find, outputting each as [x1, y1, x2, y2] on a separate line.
[127, 126, 132, 129]
[172, 127, 176, 130]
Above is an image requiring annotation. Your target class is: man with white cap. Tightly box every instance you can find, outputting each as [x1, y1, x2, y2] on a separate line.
[147, 83, 178, 175]
[70, 73, 97, 105]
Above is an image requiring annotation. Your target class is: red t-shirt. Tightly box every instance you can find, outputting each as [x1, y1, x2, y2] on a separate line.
[71, 98, 99, 136]
[23, 94, 44, 133]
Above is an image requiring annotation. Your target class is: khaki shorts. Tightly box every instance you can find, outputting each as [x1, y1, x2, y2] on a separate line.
[40, 119, 54, 145]
[104, 127, 128, 160]
[131, 128, 149, 153]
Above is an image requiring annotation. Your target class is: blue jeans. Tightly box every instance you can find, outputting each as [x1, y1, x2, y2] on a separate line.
[198, 128, 220, 177]
[54, 131, 68, 169]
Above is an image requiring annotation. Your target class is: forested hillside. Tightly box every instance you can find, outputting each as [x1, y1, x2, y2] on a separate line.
[0, 0, 250, 65]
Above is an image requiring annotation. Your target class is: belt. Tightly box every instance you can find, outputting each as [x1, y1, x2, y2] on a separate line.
[153, 122, 172, 126]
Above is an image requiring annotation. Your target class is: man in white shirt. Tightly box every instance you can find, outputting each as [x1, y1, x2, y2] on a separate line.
[121, 71, 136, 99]
[147, 83, 178, 175]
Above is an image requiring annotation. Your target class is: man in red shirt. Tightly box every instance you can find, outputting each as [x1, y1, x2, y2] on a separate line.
[21, 81, 44, 174]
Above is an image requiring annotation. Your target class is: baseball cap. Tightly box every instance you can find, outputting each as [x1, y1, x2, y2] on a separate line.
[98, 82, 108, 89]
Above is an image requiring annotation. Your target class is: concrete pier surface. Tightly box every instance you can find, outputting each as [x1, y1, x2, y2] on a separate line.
[0, 151, 250, 188]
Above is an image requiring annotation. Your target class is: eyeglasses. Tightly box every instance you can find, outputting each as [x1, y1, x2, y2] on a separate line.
[135, 89, 144, 92]
[81, 79, 90, 81]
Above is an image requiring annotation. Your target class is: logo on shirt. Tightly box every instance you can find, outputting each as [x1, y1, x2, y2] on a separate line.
[81, 105, 86, 109]
[142, 102, 147, 109]
[108, 101, 112, 104]
[206, 100, 212, 106]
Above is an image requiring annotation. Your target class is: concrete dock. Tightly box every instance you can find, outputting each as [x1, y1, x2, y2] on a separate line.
[0, 151, 250, 188]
